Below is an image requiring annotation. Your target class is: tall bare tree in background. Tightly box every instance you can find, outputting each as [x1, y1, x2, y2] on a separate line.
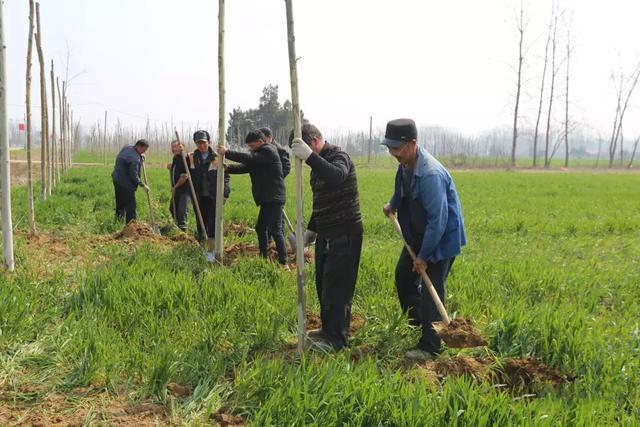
[50, 60, 58, 185]
[35, 2, 48, 198]
[543, 9, 560, 168]
[214, 0, 226, 260]
[510, 0, 526, 168]
[608, 62, 640, 168]
[25, 0, 36, 234]
[532, 13, 552, 168]
[563, 19, 573, 168]
[628, 135, 639, 168]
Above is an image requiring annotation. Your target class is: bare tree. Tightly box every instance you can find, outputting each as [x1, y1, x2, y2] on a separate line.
[214, 0, 226, 260]
[49, 60, 56, 188]
[608, 63, 640, 168]
[628, 135, 640, 168]
[0, 0, 15, 270]
[532, 13, 552, 167]
[563, 21, 573, 168]
[25, 0, 36, 234]
[510, 0, 526, 168]
[35, 2, 48, 198]
[544, 10, 560, 168]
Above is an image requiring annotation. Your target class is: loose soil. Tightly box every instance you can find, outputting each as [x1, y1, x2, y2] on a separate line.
[224, 242, 313, 266]
[212, 411, 246, 426]
[111, 221, 196, 247]
[306, 311, 365, 335]
[433, 318, 487, 348]
[225, 222, 254, 237]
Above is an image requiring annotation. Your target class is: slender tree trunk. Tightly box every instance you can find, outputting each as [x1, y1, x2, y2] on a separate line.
[25, 0, 36, 234]
[511, 1, 524, 168]
[0, 0, 15, 270]
[49, 61, 56, 189]
[544, 15, 558, 168]
[533, 17, 551, 168]
[367, 116, 372, 164]
[103, 110, 107, 164]
[285, 0, 307, 354]
[35, 3, 48, 199]
[214, 0, 226, 259]
[627, 135, 639, 168]
[595, 136, 602, 168]
[564, 30, 571, 168]
[56, 77, 63, 176]
[609, 65, 640, 167]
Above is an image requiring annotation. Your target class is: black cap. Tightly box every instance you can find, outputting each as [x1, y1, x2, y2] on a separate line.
[381, 118, 417, 148]
[193, 130, 210, 143]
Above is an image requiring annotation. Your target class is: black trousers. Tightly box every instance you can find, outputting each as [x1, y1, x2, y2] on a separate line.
[195, 195, 216, 241]
[256, 203, 287, 265]
[395, 237, 455, 354]
[315, 230, 363, 349]
[114, 183, 137, 223]
[170, 191, 191, 231]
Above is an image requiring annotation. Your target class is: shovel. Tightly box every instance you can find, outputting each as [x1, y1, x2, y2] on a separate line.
[386, 213, 486, 348]
[141, 157, 161, 235]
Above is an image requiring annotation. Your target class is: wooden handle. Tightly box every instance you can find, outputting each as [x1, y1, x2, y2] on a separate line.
[387, 213, 450, 324]
[141, 160, 157, 228]
[175, 130, 208, 241]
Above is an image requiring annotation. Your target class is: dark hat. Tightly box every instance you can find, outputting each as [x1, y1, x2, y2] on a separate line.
[193, 130, 210, 143]
[381, 118, 417, 148]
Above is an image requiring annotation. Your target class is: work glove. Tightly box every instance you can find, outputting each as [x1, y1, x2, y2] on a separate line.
[288, 229, 317, 252]
[291, 138, 312, 161]
[142, 183, 150, 193]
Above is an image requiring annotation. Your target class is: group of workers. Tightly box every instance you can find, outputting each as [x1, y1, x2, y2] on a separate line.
[111, 118, 466, 361]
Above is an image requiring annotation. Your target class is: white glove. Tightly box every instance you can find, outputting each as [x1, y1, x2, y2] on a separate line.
[142, 183, 150, 193]
[291, 138, 312, 161]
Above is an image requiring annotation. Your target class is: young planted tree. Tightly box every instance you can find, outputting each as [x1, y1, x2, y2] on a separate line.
[35, 2, 48, 198]
[628, 135, 640, 169]
[25, 0, 36, 234]
[532, 14, 552, 167]
[49, 60, 56, 188]
[214, 0, 226, 260]
[544, 12, 560, 168]
[563, 24, 572, 168]
[285, 0, 307, 353]
[0, 0, 15, 270]
[608, 63, 640, 168]
[510, 0, 525, 168]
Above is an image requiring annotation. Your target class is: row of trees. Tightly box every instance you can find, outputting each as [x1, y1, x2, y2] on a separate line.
[510, 1, 640, 169]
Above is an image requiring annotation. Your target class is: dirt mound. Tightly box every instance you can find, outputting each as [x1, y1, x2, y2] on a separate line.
[426, 355, 493, 380]
[305, 311, 365, 335]
[167, 382, 192, 398]
[501, 357, 572, 387]
[225, 222, 254, 236]
[433, 318, 487, 348]
[116, 221, 159, 240]
[224, 242, 313, 265]
[213, 411, 246, 426]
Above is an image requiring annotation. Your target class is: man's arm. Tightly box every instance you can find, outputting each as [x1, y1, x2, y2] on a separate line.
[417, 173, 449, 261]
[128, 158, 144, 187]
[305, 152, 350, 185]
[225, 164, 249, 174]
[225, 149, 272, 168]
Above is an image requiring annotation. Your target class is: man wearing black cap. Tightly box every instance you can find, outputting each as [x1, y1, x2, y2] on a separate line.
[218, 130, 289, 269]
[111, 139, 150, 223]
[382, 118, 466, 361]
[189, 130, 230, 262]
[290, 123, 363, 351]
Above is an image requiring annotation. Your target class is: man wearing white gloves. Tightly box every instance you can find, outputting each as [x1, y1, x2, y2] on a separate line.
[290, 123, 363, 351]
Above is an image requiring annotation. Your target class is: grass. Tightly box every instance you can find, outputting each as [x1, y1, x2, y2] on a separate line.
[1, 152, 639, 425]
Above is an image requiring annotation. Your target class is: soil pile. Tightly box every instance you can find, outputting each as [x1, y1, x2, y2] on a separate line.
[434, 318, 487, 348]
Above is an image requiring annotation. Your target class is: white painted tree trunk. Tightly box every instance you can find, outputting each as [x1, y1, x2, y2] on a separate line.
[25, 0, 36, 234]
[35, 2, 48, 199]
[0, 0, 15, 271]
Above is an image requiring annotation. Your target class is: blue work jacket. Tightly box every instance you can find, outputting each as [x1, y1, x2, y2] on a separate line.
[389, 146, 466, 262]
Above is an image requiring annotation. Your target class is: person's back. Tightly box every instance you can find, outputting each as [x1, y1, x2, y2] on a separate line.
[112, 145, 141, 191]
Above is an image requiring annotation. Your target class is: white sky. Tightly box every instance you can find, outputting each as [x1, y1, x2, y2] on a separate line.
[5, 0, 640, 137]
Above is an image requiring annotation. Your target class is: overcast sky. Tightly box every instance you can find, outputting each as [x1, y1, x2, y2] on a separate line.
[5, 0, 640, 137]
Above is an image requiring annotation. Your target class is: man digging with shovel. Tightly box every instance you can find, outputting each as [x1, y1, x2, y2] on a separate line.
[382, 118, 467, 361]
[112, 139, 150, 223]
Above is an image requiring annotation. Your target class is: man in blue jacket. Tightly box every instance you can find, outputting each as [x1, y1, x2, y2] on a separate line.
[382, 118, 467, 361]
[111, 139, 150, 223]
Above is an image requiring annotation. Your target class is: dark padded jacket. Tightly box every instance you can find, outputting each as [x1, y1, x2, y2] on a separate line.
[306, 143, 362, 237]
[274, 143, 291, 178]
[112, 145, 144, 191]
[226, 143, 286, 206]
[188, 147, 231, 199]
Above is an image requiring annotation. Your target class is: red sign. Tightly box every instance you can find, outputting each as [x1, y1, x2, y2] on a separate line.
[18, 123, 25, 131]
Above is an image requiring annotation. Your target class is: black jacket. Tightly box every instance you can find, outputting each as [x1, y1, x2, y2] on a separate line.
[188, 147, 231, 199]
[274, 143, 291, 178]
[306, 143, 362, 237]
[112, 145, 144, 191]
[226, 143, 286, 206]
[170, 154, 189, 195]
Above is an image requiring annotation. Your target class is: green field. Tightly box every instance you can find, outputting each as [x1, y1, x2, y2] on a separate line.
[1, 155, 639, 425]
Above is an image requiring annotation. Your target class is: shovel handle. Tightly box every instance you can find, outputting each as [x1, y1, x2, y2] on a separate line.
[141, 159, 157, 229]
[387, 213, 450, 324]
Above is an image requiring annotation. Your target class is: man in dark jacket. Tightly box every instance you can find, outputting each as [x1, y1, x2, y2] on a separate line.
[260, 127, 291, 178]
[168, 140, 190, 231]
[189, 130, 230, 262]
[290, 123, 363, 351]
[218, 130, 288, 268]
[111, 139, 150, 223]
[382, 118, 467, 361]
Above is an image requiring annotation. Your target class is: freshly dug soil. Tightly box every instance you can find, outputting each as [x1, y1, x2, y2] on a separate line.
[225, 242, 313, 265]
[225, 222, 254, 237]
[434, 318, 487, 348]
[305, 311, 365, 335]
[116, 221, 160, 240]
[501, 357, 572, 387]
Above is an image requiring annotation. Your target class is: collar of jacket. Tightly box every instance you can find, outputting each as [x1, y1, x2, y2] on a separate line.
[412, 146, 428, 177]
